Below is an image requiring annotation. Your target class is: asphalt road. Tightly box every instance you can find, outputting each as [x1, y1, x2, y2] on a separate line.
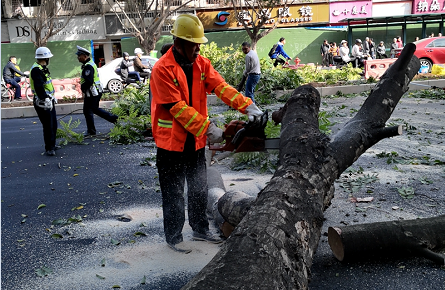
[2, 96, 445, 290]
[1, 114, 184, 289]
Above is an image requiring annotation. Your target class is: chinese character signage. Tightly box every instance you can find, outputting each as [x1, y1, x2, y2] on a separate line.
[413, 0, 445, 14]
[330, 1, 372, 24]
[197, 4, 329, 30]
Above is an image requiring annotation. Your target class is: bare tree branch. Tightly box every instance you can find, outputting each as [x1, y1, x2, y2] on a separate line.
[106, 0, 194, 54]
[19, 0, 78, 48]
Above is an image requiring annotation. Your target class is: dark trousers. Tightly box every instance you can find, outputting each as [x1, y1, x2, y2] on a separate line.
[83, 94, 118, 135]
[273, 58, 286, 67]
[377, 53, 387, 59]
[5, 77, 21, 99]
[34, 100, 57, 151]
[127, 71, 141, 83]
[156, 147, 209, 245]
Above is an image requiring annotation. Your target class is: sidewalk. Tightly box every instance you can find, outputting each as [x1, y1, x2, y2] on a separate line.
[4, 79, 444, 119]
[0, 100, 115, 119]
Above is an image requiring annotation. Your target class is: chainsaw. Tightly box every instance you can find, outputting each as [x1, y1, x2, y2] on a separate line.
[209, 110, 280, 152]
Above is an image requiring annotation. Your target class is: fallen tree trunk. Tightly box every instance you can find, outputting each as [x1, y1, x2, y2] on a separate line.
[328, 215, 445, 265]
[182, 44, 420, 290]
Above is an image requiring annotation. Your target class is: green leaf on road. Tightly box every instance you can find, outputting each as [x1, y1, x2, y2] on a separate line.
[37, 204, 46, 210]
[140, 275, 146, 284]
[397, 187, 415, 199]
[96, 274, 106, 280]
[111, 238, 120, 245]
[134, 232, 147, 237]
[35, 266, 53, 277]
[101, 258, 106, 267]
[112, 285, 121, 288]
[51, 234, 63, 239]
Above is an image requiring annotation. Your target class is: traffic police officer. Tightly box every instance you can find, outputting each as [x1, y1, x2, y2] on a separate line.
[30, 47, 59, 156]
[76, 45, 118, 137]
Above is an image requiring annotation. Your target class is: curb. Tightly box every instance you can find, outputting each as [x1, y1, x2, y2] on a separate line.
[1, 101, 115, 119]
[3, 79, 444, 119]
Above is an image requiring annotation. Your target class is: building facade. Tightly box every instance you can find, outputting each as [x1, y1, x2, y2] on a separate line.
[2, 0, 445, 77]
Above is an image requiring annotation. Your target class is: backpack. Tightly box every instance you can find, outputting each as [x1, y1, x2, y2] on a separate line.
[268, 44, 278, 57]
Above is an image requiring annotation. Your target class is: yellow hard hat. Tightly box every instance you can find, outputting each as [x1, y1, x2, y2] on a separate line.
[171, 14, 208, 44]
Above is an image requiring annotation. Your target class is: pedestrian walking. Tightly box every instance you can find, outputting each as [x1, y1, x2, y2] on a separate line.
[150, 14, 263, 253]
[3, 56, 28, 100]
[76, 45, 118, 137]
[30, 47, 59, 156]
[237, 42, 261, 103]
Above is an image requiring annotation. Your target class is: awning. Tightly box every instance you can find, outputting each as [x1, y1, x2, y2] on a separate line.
[339, 13, 445, 26]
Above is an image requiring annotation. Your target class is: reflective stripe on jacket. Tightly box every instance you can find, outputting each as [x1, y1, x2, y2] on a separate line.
[151, 48, 253, 152]
[29, 62, 55, 99]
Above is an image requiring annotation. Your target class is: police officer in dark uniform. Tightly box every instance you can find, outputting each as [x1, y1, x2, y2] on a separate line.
[76, 46, 118, 137]
[30, 47, 59, 156]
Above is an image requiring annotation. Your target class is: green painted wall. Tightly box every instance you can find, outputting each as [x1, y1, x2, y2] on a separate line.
[1, 40, 91, 79]
[122, 27, 348, 64]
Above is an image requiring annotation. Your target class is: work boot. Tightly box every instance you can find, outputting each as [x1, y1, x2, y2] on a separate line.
[46, 150, 56, 156]
[167, 242, 192, 254]
[192, 231, 223, 244]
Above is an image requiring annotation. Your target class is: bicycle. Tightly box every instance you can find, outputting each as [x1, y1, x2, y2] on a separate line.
[1, 74, 33, 102]
[1, 80, 14, 102]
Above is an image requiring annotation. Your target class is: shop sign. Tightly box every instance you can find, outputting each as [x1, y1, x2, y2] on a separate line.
[413, 0, 445, 14]
[330, 1, 372, 23]
[198, 4, 329, 29]
[7, 16, 105, 43]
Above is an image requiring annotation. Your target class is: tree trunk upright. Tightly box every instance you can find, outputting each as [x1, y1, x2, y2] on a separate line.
[182, 44, 421, 289]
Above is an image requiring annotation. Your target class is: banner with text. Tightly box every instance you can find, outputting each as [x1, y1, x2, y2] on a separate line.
[7, 16, 106, 43]
[198, 4, 329, 30]
[330, 1, 373, 24]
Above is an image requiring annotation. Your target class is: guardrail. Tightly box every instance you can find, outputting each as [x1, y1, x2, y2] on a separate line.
[364, 59, 396, 80]
[52, 78, 82, 100]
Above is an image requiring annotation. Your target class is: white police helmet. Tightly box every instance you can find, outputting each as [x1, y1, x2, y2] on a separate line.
[76, 45, 90, 56]
[35, 47, 54, 59]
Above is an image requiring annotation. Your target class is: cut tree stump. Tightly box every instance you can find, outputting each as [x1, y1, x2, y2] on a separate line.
[328, 215, 445, 265]
[182, 43, 421, 290]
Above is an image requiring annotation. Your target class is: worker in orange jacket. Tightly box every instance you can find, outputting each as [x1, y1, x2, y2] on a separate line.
[151, 14, 263, 253]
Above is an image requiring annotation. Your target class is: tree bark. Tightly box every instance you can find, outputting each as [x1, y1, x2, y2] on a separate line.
[328, 215, 445, 265]
[182, 44, 420, 290]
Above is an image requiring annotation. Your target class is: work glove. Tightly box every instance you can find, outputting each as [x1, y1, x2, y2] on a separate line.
[245, 103, 263, 123]
[237, 75, 247, 92]
[37, 98, 53, 110]
[206, 122, 224, 144]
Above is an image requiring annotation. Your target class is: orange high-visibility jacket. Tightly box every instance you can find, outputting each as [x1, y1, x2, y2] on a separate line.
[151, 48, 253, 152]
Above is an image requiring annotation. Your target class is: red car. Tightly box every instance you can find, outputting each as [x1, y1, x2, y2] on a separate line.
[395, 37, 445, 72]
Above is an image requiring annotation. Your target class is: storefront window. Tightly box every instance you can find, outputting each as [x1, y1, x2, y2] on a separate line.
[112, 41, 122, 59]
